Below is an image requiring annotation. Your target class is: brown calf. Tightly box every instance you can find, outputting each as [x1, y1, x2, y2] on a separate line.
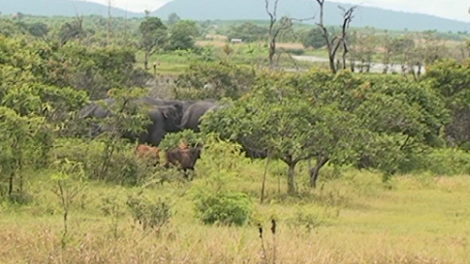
[135, 144, 161, 166]
[164, 143, 202, 178]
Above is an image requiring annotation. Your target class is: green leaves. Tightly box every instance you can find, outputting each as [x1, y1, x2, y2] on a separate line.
[174, 61, 256, 100]
[139, 17, 167, 52]
[167, 20, 200, 51]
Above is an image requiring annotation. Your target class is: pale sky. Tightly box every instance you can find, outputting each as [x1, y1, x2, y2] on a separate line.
[83, 0, 470, 22]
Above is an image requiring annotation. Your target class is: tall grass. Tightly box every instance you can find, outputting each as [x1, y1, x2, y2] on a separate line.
[1, 140, 470, 263]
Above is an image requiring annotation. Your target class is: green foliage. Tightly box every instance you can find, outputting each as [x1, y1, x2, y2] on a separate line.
[50, 158, 87, 248]
[139, 16, 167, 52]
[27, 22, 49, 37]
[167, 12, 181, 27]
[202, 71, 364, 191]
[159, 129, 204, 150]
[287, 208, 326, 232]
[51, 138, 154, 185]
[424, 59, 470, 148]
[194, 191, 254, 226]
[0, 107, 52, 195]
[53, 44, 151, 99]
[166, 20, 200, 51]
[174, 61, 256, 100]
[126, 194, 172, 232]
[417, 148, 470, 176]
[301, 27, 326, 49]
[101, 194, 126, 239]
[97, 87, 153, 139]
[227, 22, 268, 42]
[58, 17, 88, 46]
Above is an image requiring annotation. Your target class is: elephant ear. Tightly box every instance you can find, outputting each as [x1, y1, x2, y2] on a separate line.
[162, 106, 177, 120]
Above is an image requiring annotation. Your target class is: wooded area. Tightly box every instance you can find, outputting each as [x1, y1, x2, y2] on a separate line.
[1, 1, 470, 263]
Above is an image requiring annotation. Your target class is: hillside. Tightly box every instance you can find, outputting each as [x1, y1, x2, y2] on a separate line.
[152, 0, 470, 32]
[0, 0, 142, 17]
[2, 0, 469, 33]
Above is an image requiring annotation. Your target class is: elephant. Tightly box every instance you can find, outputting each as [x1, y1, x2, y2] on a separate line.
[179, 100, 221, 132]
[79, 97, 184, 146]
[139, 104, 184, 146]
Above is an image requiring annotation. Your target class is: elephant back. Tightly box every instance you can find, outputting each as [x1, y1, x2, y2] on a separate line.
[180, 101, 218, 132]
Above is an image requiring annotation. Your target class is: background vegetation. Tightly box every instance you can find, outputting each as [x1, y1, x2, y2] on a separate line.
[1, 3, 470, 263]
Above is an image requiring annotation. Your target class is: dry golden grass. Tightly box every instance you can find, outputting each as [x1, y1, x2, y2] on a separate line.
[196, 39, 305, 50]
[196, 40, 229, 48]
[1, 164, 470, 263]
[276, 42, 304, 49]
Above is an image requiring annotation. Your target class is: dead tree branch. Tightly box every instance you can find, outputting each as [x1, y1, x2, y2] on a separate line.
[315, 0, 356, 73]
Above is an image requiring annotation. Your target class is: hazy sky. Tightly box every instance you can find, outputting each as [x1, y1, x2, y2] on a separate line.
[83, 0, 470, 22]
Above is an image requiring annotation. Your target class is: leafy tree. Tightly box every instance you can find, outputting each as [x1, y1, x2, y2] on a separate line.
[94, 87, 153, 180]
[316, 72, 449, 175]
[174, 61, 256, 100]
[27, 22, 49, 38]
[0, 107, 52, 197]
[301, 27, 326, 49]
[425, 59, 470, 149]
[49, 44, 151, 99]
[0, 19, 27, 36]
[139, 16, 167, 70]
[58, 17, 87, 46]
[167, 12, 181, 27]
[166, 20, 199, 51]
[202, 72, 363, 192]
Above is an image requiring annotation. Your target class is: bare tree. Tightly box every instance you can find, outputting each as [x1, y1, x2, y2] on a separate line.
[315, 0, 356, 73]
[265, 0, 315, 69]
[265, 0, 292, 69]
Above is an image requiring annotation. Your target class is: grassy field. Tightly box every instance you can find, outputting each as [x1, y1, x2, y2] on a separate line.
[133, 39, 326, 76]
[1, 156, 470, 264]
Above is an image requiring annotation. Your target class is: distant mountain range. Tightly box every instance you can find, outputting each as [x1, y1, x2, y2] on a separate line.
[1, 0, 469, 32]
[0, 0, 142, 17]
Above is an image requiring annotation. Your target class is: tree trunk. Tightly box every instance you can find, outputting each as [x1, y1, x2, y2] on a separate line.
[260, 155, 271, 204]
[287, 162, 297, 194]
[328, 55, 337, 74]
[144, 50, 150, 70]
[309, 156, 329, 188]
[268, 41, 276, 69]
[8, 173, 13, 196]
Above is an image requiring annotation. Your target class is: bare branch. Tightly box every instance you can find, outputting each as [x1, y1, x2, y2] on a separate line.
[265, 0, 275, 22]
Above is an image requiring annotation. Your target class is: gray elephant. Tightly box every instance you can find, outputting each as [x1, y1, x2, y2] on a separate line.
[134, 104, 183, 146]
[79, 97, 184, 146]
[179, 100, 222, 132]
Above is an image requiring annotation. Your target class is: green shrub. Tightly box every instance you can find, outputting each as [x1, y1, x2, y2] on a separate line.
[126, 194, 172, 232]
[194, 192, 253, 226]
[422, 148, 470, 176]
[159, 130, 203, 151]
[51, 138, 155, 185]
[173, 61, 256, 100]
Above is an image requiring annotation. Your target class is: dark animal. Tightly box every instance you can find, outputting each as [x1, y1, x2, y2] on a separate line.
[79, 97, 184, 146]
[179, 100, 221, 132]
[135, 144, 161, 166]
[164, 144, 202, 178]
[243, 146, 269, 159]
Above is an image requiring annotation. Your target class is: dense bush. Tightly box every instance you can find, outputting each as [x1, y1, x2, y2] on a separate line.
[158, 129, 204, 151]
[194, 191, 254, 226]
[173, 61, 256, 100]
[126, 194, 172, 232]
[51, 138, 155, 185]
[419, 148, 470, 176]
